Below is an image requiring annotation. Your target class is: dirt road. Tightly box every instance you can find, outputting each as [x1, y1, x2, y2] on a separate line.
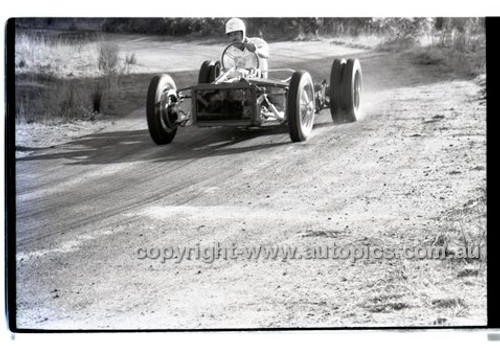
[15, 38, 486, 329]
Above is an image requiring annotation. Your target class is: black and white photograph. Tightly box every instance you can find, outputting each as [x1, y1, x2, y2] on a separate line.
[7, 13, 489, 332]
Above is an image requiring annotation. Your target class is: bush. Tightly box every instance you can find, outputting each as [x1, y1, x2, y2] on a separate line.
[97, 40, 119, 73]
[371, 18, 434, 40]
[55, 80, 91, 118]
[125, 53, 137, 66]
[99, 17, 376, 39]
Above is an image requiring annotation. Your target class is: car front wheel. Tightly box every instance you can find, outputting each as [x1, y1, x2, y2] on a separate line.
[287, 70, 316, 142]
[146, 74, 178, 145]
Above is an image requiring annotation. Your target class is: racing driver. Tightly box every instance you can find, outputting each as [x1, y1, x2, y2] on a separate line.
[224, 17, 269, 78]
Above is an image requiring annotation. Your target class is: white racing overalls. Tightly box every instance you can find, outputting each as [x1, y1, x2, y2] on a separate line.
[223, 37, 269, 78]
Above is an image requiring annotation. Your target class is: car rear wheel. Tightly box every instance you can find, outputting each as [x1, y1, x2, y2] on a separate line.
[287, 70, 316, 142]
[329, 58, 346, 123]
[146, 74, 178, 145]
[198, 60, 220, 83]
[209, 61, 221, 82]
[340, 59, 362, 123]
[198, 61, 211, 83]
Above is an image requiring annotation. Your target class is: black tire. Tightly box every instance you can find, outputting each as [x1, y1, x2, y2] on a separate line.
[287, 70, 316, 142]
[146, 74, 178, 145]
[198, 60, 212, 83]
[329, 58, 346, 123]
[340, 59, 362, 123]
[198, 60, 220, 83]
[208, 61, 221, 82]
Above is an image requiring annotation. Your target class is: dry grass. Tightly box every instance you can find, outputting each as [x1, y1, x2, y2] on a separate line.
[410, 45, 485, 78]
[15, 31, 140, 123]
[15, 33, 101, 78]
[377, 36, 419, 52]
[375, 31, 486, 79]
[328, 29, 485, 80]
[316, 192, 487, 325]
[15, 32, 139, 78]
[329, 34, 385, 50]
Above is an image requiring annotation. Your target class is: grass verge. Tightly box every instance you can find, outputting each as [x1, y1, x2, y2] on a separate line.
[15, 31, 141, 124]
[376, 33, 485, 79]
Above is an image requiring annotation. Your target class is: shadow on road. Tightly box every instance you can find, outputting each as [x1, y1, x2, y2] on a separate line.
[17, 121, 334, 166]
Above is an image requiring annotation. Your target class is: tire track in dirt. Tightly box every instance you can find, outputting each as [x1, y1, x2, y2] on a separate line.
[16, 120, 295, 248]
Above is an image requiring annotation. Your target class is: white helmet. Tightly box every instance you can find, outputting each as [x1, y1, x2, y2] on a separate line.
[225, 17, 246, 37]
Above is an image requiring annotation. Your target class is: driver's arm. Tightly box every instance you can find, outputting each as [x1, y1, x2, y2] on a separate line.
[246, 38, 269, 59]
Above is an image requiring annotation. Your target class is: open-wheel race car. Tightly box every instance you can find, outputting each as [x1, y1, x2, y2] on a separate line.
[146, 42, 363, 144]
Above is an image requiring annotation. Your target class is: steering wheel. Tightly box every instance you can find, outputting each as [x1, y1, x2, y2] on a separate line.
[221, 42, 260, 72]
